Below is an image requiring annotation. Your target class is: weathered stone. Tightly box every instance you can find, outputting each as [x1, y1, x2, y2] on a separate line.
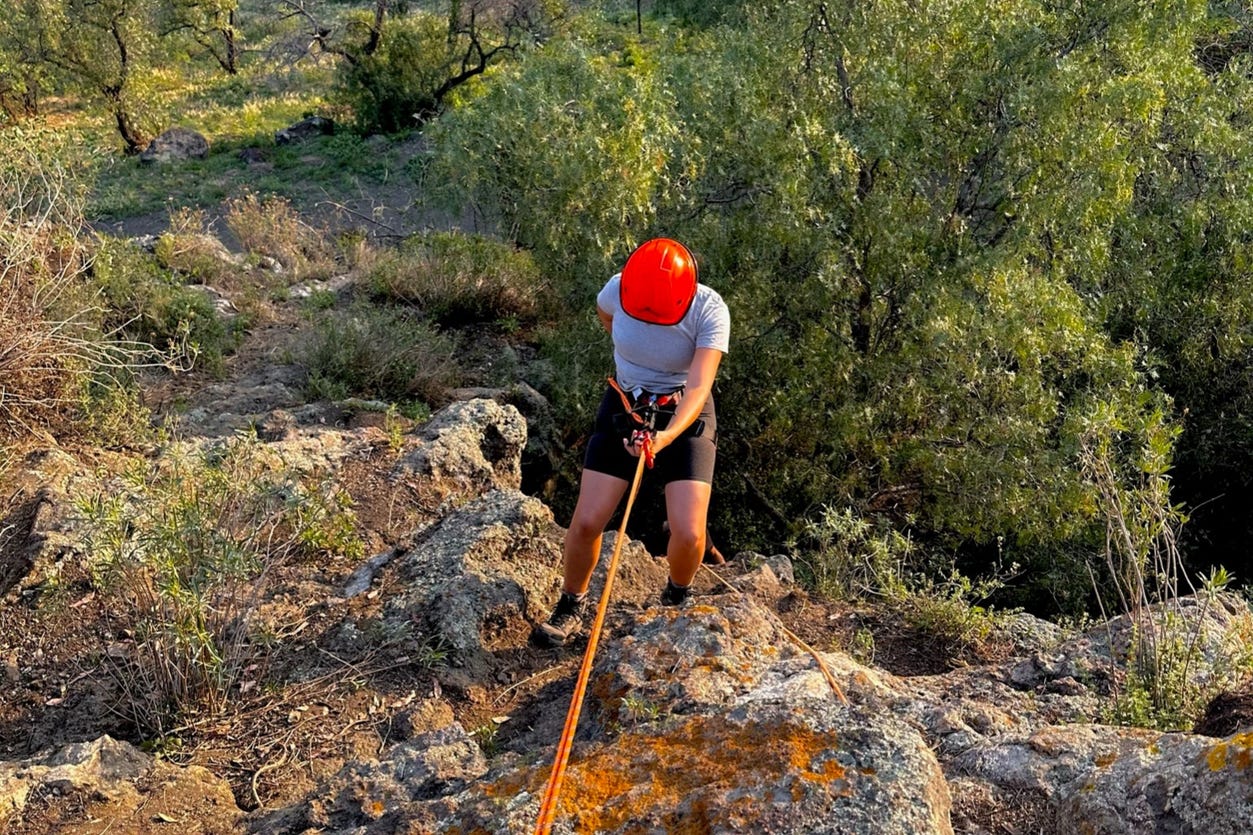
[0, 736, 241, 830]
[385, 490, 560, 671]
[393, 398, 528, 494]
[1057, 729, 1253, 834]
[139, 126, 210, 164]
[444, 682, 952, 834]
[275, 115, 335, 145]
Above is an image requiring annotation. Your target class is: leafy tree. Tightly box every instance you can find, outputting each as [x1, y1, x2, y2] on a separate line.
[27, 0, 162, 152]
[325, 0, 556, 133]
[163, 0, 240, 74]
[427, 0, 1252, 610]
[0, 0, 53, 119]
[1097, 2, 1253, 571]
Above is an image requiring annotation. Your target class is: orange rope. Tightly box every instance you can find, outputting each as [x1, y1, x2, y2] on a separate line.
[533, 442, 650, 835]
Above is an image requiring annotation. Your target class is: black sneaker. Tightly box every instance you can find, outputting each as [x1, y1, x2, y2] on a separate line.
[532, 591, 587, 647]
[660, 578, 691, 606]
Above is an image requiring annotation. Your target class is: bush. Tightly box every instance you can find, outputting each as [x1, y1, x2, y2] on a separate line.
[91, 238, 234, 375]
[152, 207, 238, 287]
[79, 434, 364, 735]
[0, 127, 140, 436]
[336, 11, 449, 133]
[224, 192, 337, 281]
[798, 505, 913, 601]
[367, 231, 546, 326]
[304, 302, 460, 406]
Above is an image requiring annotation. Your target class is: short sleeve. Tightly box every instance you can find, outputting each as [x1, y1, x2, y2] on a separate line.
[696, 289, 730, 354]
[598, 274, 622, 315]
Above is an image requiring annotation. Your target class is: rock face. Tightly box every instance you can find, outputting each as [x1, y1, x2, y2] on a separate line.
[139, 126, 210, 163]
[385, 489, 563, 672]
[10, 391, 1253, 835]
[393, 398, 529, 494]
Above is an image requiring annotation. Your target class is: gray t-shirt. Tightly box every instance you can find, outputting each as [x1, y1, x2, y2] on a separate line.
[597, 273, 731, 393]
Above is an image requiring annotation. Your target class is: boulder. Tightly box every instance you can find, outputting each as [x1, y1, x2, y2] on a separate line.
[383, 490, 667, 675]
[439, 600, 952, 834]
[275, 116, 335, 145]
[0, 736, 241, 831]
[139, 126, 209, 164]
[1, 448, 89, 600]
[257, 699, 487, 833]
[1056, 730, 1253, 834]
[392, 398, 528, 494]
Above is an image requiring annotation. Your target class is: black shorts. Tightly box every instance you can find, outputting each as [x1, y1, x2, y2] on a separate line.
[583, 386, 718, 484]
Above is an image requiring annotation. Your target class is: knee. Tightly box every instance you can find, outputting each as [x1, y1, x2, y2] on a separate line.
[566, 513, 605, 543]
[667, 523, 704, 554]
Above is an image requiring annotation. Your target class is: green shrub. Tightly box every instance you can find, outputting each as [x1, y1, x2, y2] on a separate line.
[367, 231, 546, 326]
[336, 11, 448, 133]
[153, 207, 237, 287]
[798, 505, 914, 601]
[91, 238, 234, 375]
[895, 568, 1017, 657]
[79, 434, 364, 736]
[304, 302, 460, 406]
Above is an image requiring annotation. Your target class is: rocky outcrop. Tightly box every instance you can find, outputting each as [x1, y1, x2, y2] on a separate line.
[381, 488, 667, 676]
[139, 126, 210, 164]
[1, 449, 91, 601]
[0, 736, 241, 831]
[392, 398, 529, 494]
[9, 388, 1253, 835]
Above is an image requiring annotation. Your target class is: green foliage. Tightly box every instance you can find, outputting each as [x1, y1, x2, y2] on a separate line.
[424, 37, 685, 298]
[0, 0, 54, 119]
[304, 302, 460, 406]
[1103, 596, 1253, 732]
[79, 433, 364, 734]
[366, 231, 546, 325]
[333, 2, 548, 133]
[798, 505, 913, 601]
[428, 4, 1223, 608]
[153, 207, 236, 286]
[896, 566, 1018, 656]
[26, 0, 166, 151]
[336, 10, 449, 133]
[91, 238, 235, 375]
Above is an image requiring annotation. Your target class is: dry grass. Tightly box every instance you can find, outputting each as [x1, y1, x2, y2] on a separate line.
[366, 231, 545, 326]
[0, 142, 149, 437]
[225, 192, 338, 281]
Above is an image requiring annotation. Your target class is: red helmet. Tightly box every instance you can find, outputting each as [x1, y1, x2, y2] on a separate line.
[619, 238, 698, 326]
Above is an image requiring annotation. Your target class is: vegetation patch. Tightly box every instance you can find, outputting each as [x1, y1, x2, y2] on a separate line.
[366, 230, 546, 326]
[303, 301, 460, 407]
[78, 433, 363, 737]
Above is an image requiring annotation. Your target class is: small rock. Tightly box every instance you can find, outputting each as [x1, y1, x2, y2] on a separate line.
[275, 116, 335, 145]
[139, 127, 209, 164]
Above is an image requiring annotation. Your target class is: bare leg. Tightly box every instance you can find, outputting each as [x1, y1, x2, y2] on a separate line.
[664, 479, 712, 587]
[562, 469, 630, 595]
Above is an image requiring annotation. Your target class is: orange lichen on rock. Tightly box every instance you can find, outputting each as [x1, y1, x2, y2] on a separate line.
[545, 715, 849, 832]
[1206, 732, 1253, 772]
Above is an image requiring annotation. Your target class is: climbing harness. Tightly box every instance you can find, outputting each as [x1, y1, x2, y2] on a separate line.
[607, 376, 682, 470]
[533, 437, 650, 835]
